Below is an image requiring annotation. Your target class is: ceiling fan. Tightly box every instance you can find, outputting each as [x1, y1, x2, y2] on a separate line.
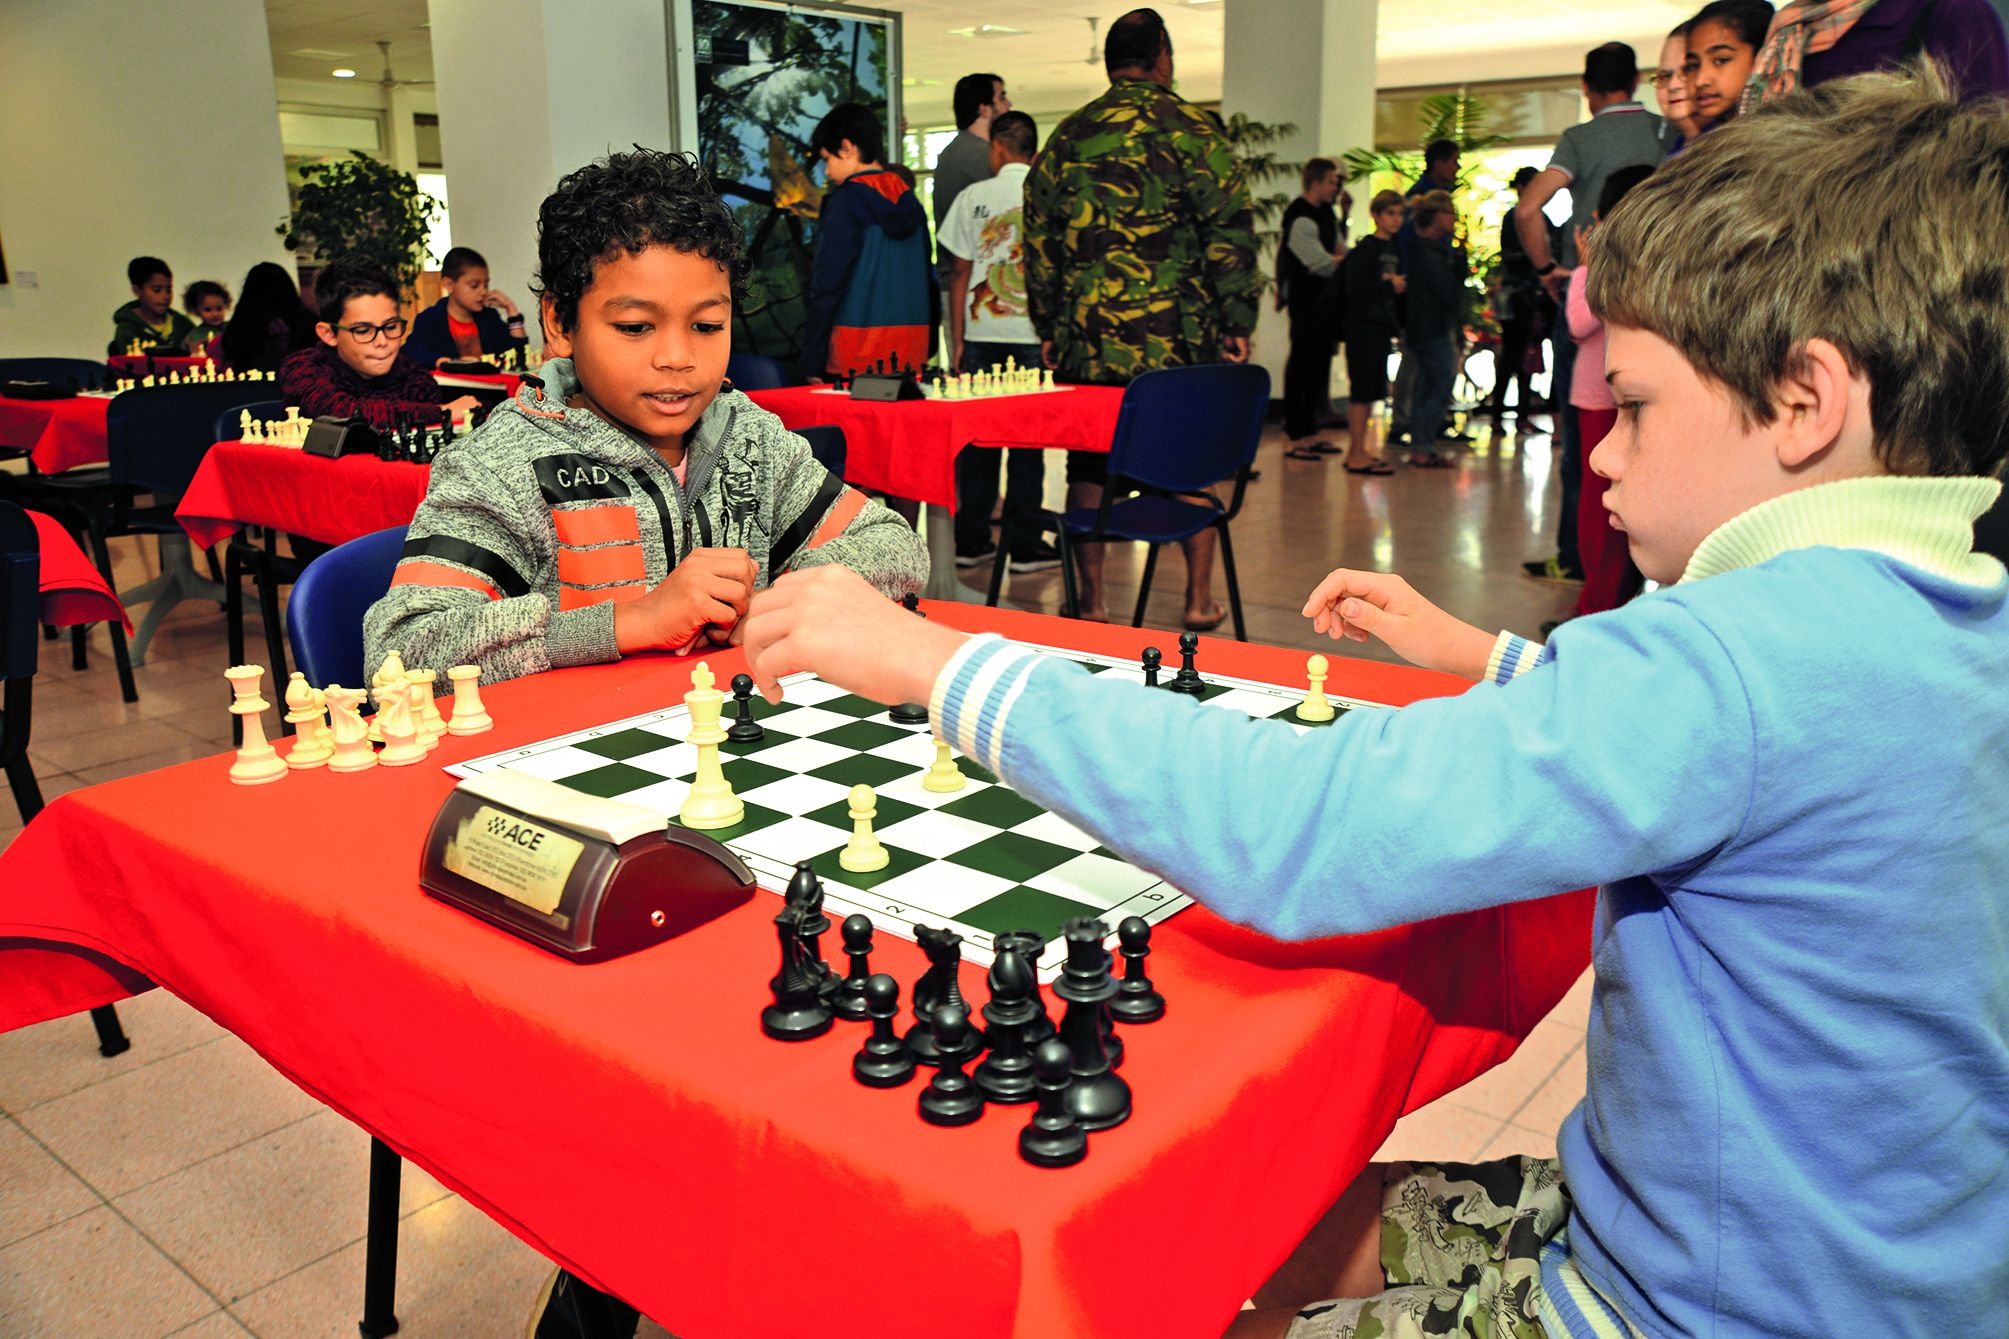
[375, 39, 433, 90]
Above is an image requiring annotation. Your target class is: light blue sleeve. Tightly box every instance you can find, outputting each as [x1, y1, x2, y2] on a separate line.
[932, 602, 1756, 941]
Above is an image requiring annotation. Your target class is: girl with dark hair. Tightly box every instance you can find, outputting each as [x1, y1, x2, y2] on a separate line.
[1686, 0, 1776, 128]
[218, 262, 317, 375]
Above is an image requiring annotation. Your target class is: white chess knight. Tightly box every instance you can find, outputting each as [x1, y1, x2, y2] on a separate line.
[325, 685, 377, 771]
[376, 681, 427, 766]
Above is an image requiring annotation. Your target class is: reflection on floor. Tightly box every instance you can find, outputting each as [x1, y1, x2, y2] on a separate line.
[0, 409, 1589, 1337]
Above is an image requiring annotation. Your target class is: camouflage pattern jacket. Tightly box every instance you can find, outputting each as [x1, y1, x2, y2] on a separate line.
[363, 359, 927, 684]
[1024, 78, 1259, 384]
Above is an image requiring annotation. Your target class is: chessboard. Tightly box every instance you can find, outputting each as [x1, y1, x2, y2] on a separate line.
[446, 643, 1384, 979]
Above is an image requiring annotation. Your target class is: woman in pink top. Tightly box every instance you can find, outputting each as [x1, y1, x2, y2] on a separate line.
[1571, 164, 1655, 617]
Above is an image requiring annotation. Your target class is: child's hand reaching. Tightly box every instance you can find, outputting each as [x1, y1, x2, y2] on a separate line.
[615, 547, 758, 655]
[1301, 569, 1497, 680]
[741, 567, 966, 706]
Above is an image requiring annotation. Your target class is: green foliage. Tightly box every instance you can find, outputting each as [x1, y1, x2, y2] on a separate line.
[1218, 111, 1300, 236]
[278, 152, 439, 295]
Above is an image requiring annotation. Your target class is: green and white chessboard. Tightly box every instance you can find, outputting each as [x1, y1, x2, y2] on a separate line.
[446, 644, 1383, 978]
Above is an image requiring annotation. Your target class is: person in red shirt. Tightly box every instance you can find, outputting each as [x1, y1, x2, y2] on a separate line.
[279, 255, 478, 432]
[402, 246, 530, 368]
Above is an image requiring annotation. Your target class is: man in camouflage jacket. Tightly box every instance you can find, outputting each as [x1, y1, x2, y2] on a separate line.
[1021, 7, 1258, 626]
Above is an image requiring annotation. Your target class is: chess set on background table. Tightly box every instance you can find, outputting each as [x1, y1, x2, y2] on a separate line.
[446, 634, 1368, 982]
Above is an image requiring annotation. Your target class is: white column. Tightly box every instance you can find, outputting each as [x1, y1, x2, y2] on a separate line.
[0, 0, 293, 359]
[428, 0, 680, 316]
[1221, 0, 1380, 405]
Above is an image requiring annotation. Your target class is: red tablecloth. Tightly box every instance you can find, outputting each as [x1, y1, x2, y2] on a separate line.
[746, 385, 1125, 509]
[176, 440, 429, 549]
[433, 369, 524, 397]
[0, 393, 110, 473]
[26, 509, 130, 631]
[107, 353, 211, 377]
[0, 606, 1592, 1338]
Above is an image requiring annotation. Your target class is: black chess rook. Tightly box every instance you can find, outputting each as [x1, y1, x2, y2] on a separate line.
[918, 1006, 985, 1126]
[1107, 916, 1166, 1023]
[833, 914, 874, 1022]
[1054, 918, 1131, 1131]
[852, 974, 917, 1087]
[1018, 1039, 1088, 1167]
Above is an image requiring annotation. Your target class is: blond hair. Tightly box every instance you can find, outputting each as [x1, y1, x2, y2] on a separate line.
[1409, 190, 1455, 230]
[1587, 64, 2009, 478]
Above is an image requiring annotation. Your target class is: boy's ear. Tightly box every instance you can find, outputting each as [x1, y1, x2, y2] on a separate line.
[539, 294, 572, 357]
[1773, 338, 1863, 471]
[315, 322, 339, 349]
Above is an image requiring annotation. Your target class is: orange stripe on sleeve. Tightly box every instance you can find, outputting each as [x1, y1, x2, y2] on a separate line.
[552, 506, 640, 548]
[557, 583, 647, 611]
[805, 487, 869, 550]
[390, 560, 501, 600]
[555, 543, 647, 587]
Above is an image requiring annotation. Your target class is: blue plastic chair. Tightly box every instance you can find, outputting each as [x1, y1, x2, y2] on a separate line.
[0, 357, 111, 391]
[986, 364, 1270, 641]
[795, 425, 848, 478]
[287, 526, 406, 691]
[0, 500, 130, 1056]
[727, 353, 794, 391]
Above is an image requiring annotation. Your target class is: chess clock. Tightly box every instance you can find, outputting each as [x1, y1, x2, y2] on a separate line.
[420, 770, 754, 961]
[848, 370, 925, 401]
[302, 415, 379, 458]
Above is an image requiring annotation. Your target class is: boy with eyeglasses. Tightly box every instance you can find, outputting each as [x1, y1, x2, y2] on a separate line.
[279, 254, 477, 431]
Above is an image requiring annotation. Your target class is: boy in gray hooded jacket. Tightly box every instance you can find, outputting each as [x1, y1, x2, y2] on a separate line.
[364, 149, 927, 684]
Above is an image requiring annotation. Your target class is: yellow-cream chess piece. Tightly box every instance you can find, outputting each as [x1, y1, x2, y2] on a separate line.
[375, 682, 427, 766]
[839, 783, 890, 872]
[284, 672, 333, 768]
[325, 685, 376, 771]
[679, 661, 744, 829]
[406, 668, 446, 749]
[368, 650, 406, 743]
[1295, 654, 1336, 722]
[922, 738, 966, 793]
[226, 665, 287, 785]
[446, 664, 492, 734]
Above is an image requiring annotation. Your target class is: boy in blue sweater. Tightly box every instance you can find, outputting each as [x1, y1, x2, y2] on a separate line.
[739, 70, 2009, 1339]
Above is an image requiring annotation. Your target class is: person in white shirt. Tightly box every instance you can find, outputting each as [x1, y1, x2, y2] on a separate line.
[938, 111, 1060, 573]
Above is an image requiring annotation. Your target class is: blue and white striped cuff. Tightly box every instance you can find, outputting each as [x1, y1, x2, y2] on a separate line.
[1485, 630, 1545, 685]
[928, 633, 1047, 780]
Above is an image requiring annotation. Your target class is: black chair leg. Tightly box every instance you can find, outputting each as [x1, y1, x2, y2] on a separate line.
[70, 624, 88, 671]
[88, 1004, 130, 1058]
[5, 753, 44, 825]
[985, 518, 1016, 607]
[1055, 526, 1080, 619]
[1131, 544, 1161, 628]
[1218, 521, 1248, 643]
[226, 547, 248, 745]
[360, 1137, 402, 1338]
[202, 545, 224, 591]
[256, 552, 289, 695]
[42, 623, 57, 642]
[81, 519, 138, 703]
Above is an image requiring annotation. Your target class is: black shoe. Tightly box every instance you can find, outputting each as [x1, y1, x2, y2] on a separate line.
[1009, 541, 1063, 573]
[954, 541, 998, 569]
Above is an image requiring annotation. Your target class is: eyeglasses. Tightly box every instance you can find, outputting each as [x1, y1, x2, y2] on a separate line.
[1646, 69, 1683, 86]
[337, 318, 407, 342]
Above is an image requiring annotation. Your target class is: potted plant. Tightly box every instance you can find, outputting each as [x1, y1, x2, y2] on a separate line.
[278, 151, 440, 298]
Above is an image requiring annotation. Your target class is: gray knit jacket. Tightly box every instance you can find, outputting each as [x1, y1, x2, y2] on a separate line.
[363, 359, 927, 683]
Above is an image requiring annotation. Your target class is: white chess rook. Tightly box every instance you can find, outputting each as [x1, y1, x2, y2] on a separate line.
[226, 665, 287, 785]
[446, 665, 493, 734]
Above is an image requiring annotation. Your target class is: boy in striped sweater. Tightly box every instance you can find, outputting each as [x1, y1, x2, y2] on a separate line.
[740, 70, 2009, 1339]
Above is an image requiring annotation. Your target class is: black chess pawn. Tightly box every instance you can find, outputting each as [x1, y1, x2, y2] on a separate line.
[888, 700, 929, 725]
[974, 940, 1039, 1105]
[762, 903, 834, 1041]
[1167, 630, 1205, 696]
[907, 926, 979, 1066]
[1108, 916, 1166, 1023]
[727, 673, 765, 742]
[1054, 918, 1130, 1130]
[1141, 646, 1162, 688]
[833, 914, 874, 1022]
[852, 974, 916, 1087]
[918, 1006, 985, 1126]
[1018, 1039, 1088, 1167]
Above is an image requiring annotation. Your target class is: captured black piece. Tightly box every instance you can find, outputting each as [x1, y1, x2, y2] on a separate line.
[833, 914, 874, 1021]
[852, 974, 917, 1087]
[1018, 1039, 1088, 1167]
[1107, 916, 1166, 1023]
[918, 1006, 985, 1126]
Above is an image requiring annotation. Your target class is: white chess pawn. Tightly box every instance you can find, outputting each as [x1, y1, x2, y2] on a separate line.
[922, 738, 966, 793]
[226, 665, 287, 785]
[375, 682, 426, 766]
[284, 672, 333, 768]
[405, 668, 446, 748]
[839, 783, 890, 872]
[1041, 368, 1055, 391]
[1296, 654, 1337, 722]
[325, 685, 377, 771]
[445, 664, 493, 734]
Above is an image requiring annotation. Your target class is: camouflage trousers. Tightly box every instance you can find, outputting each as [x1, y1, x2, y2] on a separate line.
[1284, 1156, 1569, 1339]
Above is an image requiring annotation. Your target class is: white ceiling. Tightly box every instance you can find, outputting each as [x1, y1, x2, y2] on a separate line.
[262, 0, 1696, 127]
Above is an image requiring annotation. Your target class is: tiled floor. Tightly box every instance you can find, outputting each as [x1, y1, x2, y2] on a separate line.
[1, 408, 1589, 1337]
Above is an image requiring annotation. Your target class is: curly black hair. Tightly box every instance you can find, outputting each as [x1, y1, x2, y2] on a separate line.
[533, 148, 746, 331]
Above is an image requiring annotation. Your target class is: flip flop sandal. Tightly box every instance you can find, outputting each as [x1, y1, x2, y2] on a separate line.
[1182, 606, 1228, 633]
[1344, 461, 1396, 475]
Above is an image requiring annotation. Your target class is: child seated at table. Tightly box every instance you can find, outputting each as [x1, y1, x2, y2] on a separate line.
[401, 245, 530, 368]
[738, 68, 2009, 1339]
[279, 255, 474, 433]
[108, 256, 199, 355]
[182, 279, 231, 361]
[364, 148, 926, 685]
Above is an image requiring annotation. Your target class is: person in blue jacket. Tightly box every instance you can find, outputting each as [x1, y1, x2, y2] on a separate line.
[738, 68, 2009, 1339]
[403, 246, 529, 368]
[800, 103, 932, 383]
